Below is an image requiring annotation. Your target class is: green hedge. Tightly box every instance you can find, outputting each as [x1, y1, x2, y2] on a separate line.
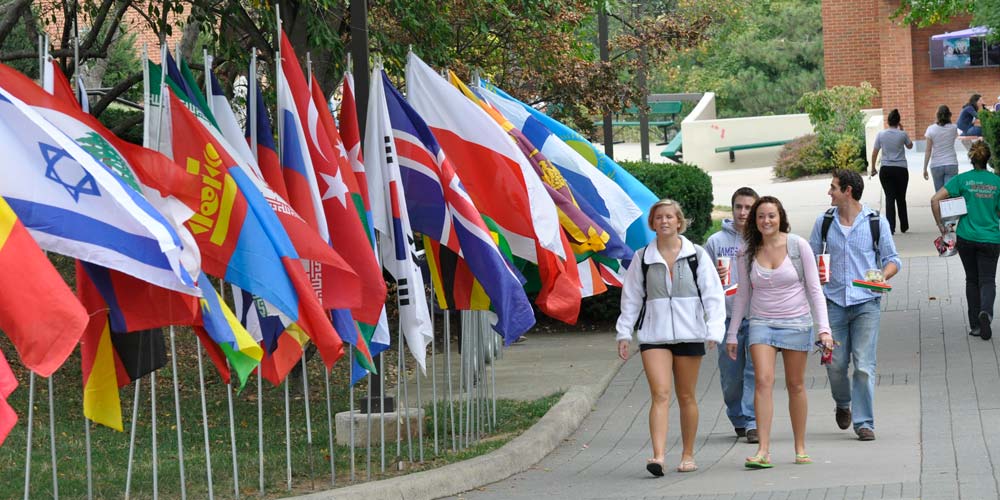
[618, 160, 714, 244]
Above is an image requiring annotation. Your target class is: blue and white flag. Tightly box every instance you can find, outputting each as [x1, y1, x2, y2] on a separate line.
[478, 80, 657, 250]
[0, 86, 198, 295]
[474, 86, 641, 253]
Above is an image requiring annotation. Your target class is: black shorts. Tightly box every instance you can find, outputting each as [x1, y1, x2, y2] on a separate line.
[638, 342, 706, 357]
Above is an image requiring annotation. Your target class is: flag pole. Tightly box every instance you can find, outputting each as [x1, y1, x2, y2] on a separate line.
[366, 362, 373, 481]
[429, 281, 439, 457]
[300, 353, 315, 489]
[445, 310, 456, 451]
[168, 326, 187, 500]
[47, 375, 59, 498]
[489, 321, 498, 430]
[203, 46, 240, 494]
[256, 370, 265, 496]
[275, 4, 283, 163]
[302, 51, 318, 491]
[73, 21, 81, 108]
[248, 50, 266, 497]
[457, 313, 465, 449]
[379, 349, 386, 472]
[84, 414, 93, 500]
[203, 49, 214, 115]
[124, 380, 142, 500]
[465, 313, 473, 447]
[249, 50, 259, 161]
[324, 358, 337, 486]
[195, 341, 215, 500]
[224, 360, 240, 500]
[151, 371, 159, 500]
[23, 372, 35, 500]
[396, 328, 403, 463]
[37, 34, 43, 82]
[349, 346, 356, 482]
[416, 338, 423, 463]
[283, 379, 292, 491]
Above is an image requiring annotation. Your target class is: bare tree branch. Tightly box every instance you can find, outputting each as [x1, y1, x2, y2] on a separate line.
[92, 70, 142, 118]
[80, 0, 121, 50]
[0, 0, 31, 48]
[110, 111, 144, 136]
[2, 47, 107, 62]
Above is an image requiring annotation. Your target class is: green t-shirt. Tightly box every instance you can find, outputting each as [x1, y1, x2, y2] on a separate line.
[945, 169, 1000, 244]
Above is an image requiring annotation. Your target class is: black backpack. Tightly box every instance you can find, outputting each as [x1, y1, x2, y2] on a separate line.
[819, 208, 882, 266]
[633, 248, 703, 330]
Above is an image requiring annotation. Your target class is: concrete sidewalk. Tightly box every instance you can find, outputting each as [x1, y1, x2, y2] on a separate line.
[300, 143, 1000, 500]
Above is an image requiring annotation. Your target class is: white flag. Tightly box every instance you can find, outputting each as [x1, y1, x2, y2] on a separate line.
[364, 62, 432, 372]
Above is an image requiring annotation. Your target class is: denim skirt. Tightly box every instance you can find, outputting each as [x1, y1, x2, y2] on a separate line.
[747, 323, 813, 352]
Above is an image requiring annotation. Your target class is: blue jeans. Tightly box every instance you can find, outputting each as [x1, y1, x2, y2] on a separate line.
[719, 318, 755, 430]
[825, 299, 881, 432]
[931, 164, 958, 192]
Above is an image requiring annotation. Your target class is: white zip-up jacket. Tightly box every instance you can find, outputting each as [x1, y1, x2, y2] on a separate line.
[615, 236, 727, 344]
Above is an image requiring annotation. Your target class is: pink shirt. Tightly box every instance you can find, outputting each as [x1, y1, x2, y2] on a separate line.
[726, 235, 830, 343]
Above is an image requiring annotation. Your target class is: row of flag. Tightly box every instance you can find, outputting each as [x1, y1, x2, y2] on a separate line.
[0, 31, 659, 444]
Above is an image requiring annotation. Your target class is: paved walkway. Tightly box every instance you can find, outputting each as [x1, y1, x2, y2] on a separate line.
[445, 146, 1000, 500]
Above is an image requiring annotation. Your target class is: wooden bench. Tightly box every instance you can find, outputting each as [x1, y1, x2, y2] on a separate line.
[660, 131, 683, 161]
[593, 101, 682, 144]
[715, 139, 793, 162]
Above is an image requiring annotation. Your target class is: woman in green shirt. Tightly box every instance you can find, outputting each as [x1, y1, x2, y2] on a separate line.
[931, 141, 1000, 340]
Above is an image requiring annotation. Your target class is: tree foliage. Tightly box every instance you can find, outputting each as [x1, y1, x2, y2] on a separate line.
[656, 0, 823, 117]
[0, 0, 726, 134]
[892, 0, 1000, 44]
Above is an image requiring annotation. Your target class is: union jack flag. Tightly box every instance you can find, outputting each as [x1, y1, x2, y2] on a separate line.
[381, 72, 534, 344]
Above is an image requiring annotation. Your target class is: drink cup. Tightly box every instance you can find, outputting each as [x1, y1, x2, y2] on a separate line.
[817, 253, 831, 284]
[717, 256, 731, 286]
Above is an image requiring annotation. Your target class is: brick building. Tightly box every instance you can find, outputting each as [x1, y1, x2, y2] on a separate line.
[38, 2, 184, 64]
[823, 0, 1000, 138]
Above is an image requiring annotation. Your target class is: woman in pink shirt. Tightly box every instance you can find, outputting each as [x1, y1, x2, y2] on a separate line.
[726, 196, 833, 469]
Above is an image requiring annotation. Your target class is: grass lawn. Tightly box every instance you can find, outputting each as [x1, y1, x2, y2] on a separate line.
[0, 331, 561, 499]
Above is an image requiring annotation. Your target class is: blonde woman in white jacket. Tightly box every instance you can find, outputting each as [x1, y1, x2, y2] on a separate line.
[616, 199, 726, 477]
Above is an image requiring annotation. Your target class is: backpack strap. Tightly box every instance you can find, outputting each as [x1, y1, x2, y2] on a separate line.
[786, 233, 805, 285]
[819, 208, 836, 254]
[820, 207, 883, 270]
[634, 248, 650, 330]
[686, 252, 704, 308]
[868, 211, 882, 267]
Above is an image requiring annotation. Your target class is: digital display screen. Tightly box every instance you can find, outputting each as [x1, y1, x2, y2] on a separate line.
[931, 36, 992, 69]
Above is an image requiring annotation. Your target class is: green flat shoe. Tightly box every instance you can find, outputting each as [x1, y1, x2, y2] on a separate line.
[745, 453, 773, 469]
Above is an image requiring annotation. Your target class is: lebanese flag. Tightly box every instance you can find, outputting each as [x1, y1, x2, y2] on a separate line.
[279, 31, 386, 326]
[405, 53, 581, 324]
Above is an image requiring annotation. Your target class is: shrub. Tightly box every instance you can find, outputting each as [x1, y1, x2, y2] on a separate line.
[618, 160, 713, 244]
[980, 108, 1000, 171]
[776, 82, 878, 179]
[774, 134, 825, 178]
